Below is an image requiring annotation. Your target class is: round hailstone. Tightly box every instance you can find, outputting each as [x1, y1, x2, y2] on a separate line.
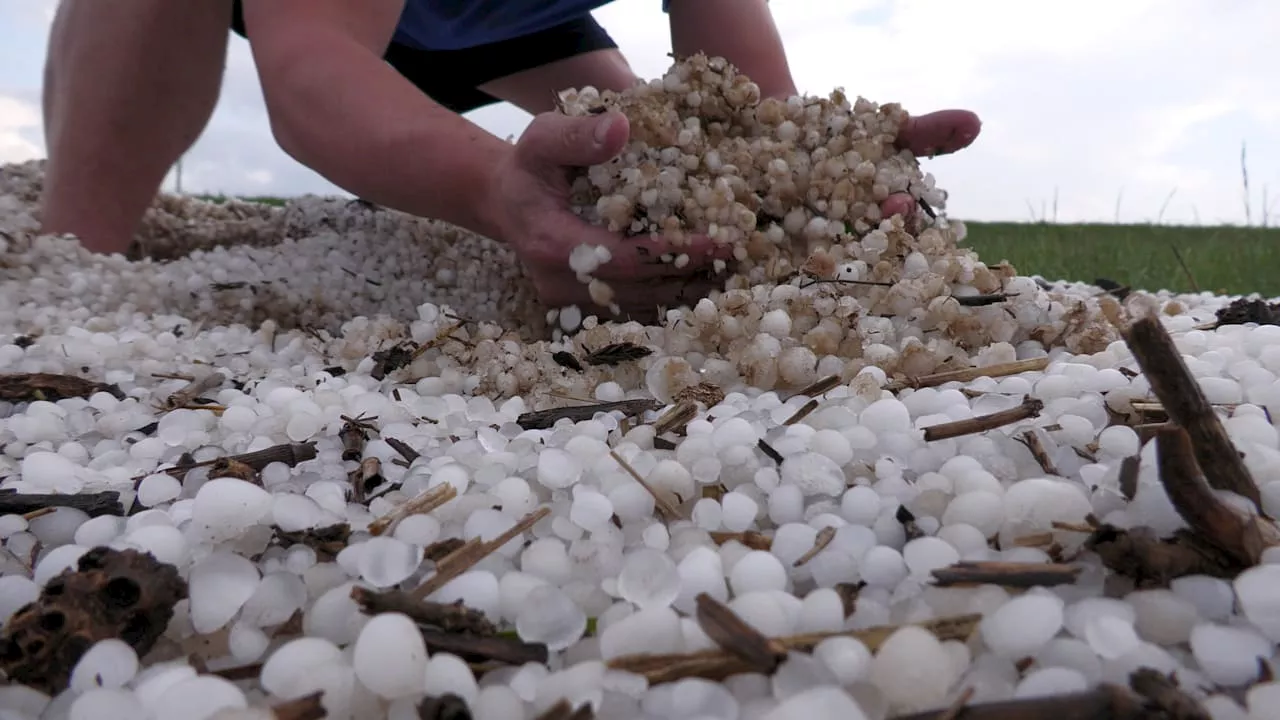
[869, 625, 957, 712]
[136, 473, 182, 507]
[422, 653, 478, 707]
[1014, 667, 1088, 699]
[69, 639, 138, 691]
[901, 536, 960, 576]
[304, 582, 368, 646]
[763, 686, 868, 720]
[238, 571, 308, 628]
[721, 492, 759, 532]
[569, 488, 614, 532]
[0, 575, 39, 623]
[188, 552, 261, 634]
[812, 636, 872, 685]
[536, 448, 582, 490]
[33, 544, 89, 586]
[859, 546, 908, 589]
[150, 675, 247, 720]
[260, 637, 343, 697]
[729, 551, 788, 595]
[1233, 564, 1280, 640]
[980, 593, 1065, 659]
[616, 547, 681, 609]
[1189, 623, 1273, 686]
[779, 453, 846, 497]
[69, 688, 146, 720]
[1083, 615, 1140, 660]
[353, 612, 430, 699]
[515, 584, 587, 651]
[189, 477, 273, 543]
[599, 607, 684, 660]
[358, 536, 424, 588]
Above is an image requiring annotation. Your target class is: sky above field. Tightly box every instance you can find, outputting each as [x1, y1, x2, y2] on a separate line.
[2, 0, 1277, 225]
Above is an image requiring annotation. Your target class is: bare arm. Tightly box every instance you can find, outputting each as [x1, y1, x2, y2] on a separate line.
[241, 0, 511, 238]
[667, 0, 797, 99]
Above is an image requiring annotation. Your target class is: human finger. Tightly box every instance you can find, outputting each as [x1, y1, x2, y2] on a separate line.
[880, 193, 918, 221]
[896, 109, 982, 157]
[515, 110, 631, 170]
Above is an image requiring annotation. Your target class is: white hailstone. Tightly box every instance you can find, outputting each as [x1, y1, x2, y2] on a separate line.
[537, 448, 582, 490]
[779, 452, 845, 497]
[980, 594, 1065, 659]
[150, 676, 247, 720]
[1234, 564, 1280, 640]
[1190, 623, 1273, 686]
[70, 688, 146, 720]
[353, 613, 430, 699]
[189, 478, 273, 543]
[260, 637, 343, 697]
[188, 552, 261, 634]
[759, 309, 792, 338]
[599, 607, 684, 660]
[720, 492, 759, 532]
[729, 550, 788, 595]
[136, 473, 182, 507]
[901, 536, 960, 575]
[358, 536, 424, 588]
[869, 625, 958, 712]
[813, 636, 872, 685]
[1014, 667, 1088, 699]
[516, 584, 587, 651]
[617, 547, 681, 609]
[70, 639, 138, 691]
[422, 653, 478, 706]
[0, 575, 38, 624]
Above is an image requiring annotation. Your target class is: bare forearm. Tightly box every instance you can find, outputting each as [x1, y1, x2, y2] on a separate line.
[252, 30, 510, 238]
[668, 0, 797, 99]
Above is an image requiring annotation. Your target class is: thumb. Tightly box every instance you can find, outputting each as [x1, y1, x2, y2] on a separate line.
[516, 110, 630, 169]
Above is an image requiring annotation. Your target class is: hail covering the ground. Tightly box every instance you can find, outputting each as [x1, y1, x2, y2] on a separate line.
[2, 54, 1280, 720]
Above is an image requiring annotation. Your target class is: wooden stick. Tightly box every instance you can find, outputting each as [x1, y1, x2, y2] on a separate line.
[517, 398, 661, 430]
[1124, 316, 1262, 510]
[886, 357, 1050, 392]
[1155, 425, 1280, 566]
[0, 490, 122, 518]
[410, 507, 550, 600]
[694, 593, 786, 674]
[611, 450, 682, 519]
[608, 613, 981, 685]
[923, 397, 1044, 442]
[930, 561, 1082, 588]
[367, 483, 457, 536]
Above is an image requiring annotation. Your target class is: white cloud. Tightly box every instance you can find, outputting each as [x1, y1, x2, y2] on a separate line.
[1, 0, 1277, 225]
[0, 96, 42, 164]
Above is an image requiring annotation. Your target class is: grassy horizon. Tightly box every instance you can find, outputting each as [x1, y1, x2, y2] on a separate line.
[196, 194, 1280, 298]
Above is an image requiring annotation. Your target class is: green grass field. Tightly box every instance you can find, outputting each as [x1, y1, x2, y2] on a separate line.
[201, 194, 1280, 298]
[962, 222, 1280, 298]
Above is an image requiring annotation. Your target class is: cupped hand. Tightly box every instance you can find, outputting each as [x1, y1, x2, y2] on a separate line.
[880, 109, 983, 221]
[486, 110, 731, 321]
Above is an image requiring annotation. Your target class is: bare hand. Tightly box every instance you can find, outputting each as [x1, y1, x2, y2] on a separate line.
[485, 110, 730, 320]
[881, 109, 982, 220]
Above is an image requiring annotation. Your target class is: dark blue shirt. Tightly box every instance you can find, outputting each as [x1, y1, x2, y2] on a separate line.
[392, 0, 669, 51]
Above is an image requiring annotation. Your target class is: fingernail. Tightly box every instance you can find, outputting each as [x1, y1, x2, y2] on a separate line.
[593, 115, 614, 146]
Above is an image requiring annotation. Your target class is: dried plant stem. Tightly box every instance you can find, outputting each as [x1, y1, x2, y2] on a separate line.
[610, 450, 683, 519]
[922, 397, 1044, 442]
[608, 613, 981, 685]
[367, 483, 458, 536]
[1124, 316, 1262, 510]
[886, 357, 1050, 392]
[793, 526, 836, 567]
[930, 561, 1082, 588]
[161, 370, 225, 411]
[410, 507, 550, 600]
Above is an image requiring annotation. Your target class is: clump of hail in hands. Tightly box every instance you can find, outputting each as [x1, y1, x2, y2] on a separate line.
[556, 52, 951, 311]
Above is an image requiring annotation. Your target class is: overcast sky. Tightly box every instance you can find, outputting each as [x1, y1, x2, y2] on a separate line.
[3, 0, 1278, 225]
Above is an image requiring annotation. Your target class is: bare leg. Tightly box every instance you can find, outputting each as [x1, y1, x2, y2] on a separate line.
[479, 49, 639, 115]
[40, 0, 233, 254]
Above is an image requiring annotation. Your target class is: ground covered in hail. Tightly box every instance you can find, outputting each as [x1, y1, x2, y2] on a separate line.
[3, 56, 1280, 720]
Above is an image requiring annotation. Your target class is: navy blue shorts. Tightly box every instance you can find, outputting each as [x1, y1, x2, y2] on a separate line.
[229, 2, 619, 114]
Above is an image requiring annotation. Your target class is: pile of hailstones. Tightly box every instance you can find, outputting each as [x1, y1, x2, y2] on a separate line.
[3, 66, 1280, 720]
